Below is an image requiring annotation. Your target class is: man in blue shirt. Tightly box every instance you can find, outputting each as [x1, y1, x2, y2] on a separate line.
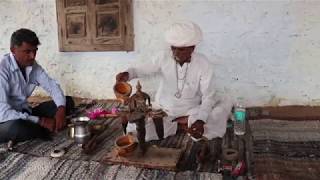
[0, 28, 74, 144]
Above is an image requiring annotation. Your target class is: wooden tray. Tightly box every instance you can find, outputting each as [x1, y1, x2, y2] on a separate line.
[102, 145, 183, 171]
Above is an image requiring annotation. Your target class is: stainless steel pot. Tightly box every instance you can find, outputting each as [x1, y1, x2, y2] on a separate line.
[68, 124, 75, 139]
[70, 117, 91, 144]
[74, 121, 91, 144]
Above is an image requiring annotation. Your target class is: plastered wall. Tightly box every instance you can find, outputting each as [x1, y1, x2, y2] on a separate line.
[0, 0, 320, 106]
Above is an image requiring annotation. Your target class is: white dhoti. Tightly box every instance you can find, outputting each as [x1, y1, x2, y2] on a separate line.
[189, 98, 233, 140]
[127, 115, 177, 141]
[126, 97, 232, 141]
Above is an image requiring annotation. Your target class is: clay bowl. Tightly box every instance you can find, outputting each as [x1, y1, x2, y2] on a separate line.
[115, 135, 137, 156]
[113, 82, 132, 103]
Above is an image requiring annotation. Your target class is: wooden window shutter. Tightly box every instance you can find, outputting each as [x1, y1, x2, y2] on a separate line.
[56, 0, 134, 51]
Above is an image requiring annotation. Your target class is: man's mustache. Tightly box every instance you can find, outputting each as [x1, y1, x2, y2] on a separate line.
[173, 55, 191, 63]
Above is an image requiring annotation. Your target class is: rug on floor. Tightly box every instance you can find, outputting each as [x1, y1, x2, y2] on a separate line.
[0, 99, 222, 180]
[249, 119, 320, 180]
[0, 151, 222, 180]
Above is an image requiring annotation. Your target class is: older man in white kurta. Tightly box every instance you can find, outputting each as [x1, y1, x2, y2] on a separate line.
[117, 21, 232, 142]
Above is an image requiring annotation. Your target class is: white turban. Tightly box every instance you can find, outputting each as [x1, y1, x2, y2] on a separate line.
[165, 21, 203, 47]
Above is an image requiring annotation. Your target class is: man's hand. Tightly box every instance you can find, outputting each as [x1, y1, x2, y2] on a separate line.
[188, 120, 205, 139]
[173, 116, 188, 124]
[55, 106, 66, 132]
[39, 117, 55, 132]
[173, 116, 188, 132]
[116, 72, 129, 82]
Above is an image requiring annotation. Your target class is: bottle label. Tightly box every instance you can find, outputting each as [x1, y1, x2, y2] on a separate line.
[234, 111, 246, 122]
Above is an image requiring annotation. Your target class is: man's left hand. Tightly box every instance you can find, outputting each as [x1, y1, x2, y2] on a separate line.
[188, 120, 205, 139]
[55, 106, 66, 132]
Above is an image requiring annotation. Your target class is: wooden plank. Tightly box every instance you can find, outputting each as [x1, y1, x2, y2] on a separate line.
[102, 146, 183, 171]
[247, 106, 320, 120]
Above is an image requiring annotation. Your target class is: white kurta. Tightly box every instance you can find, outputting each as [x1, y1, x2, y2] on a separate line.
[126, 51, 232, 141]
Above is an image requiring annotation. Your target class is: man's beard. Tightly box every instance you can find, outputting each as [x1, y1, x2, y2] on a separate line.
[173, 55, 191, 63]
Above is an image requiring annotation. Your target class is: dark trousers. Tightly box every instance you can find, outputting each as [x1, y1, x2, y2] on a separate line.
[0, 96, 74, 143]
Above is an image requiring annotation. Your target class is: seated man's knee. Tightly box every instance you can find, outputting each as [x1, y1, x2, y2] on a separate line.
[6, 120, 35, 141]
[8, 120, 50, 142]
[9, 120, 28, 132]
[0, 120, 25, 142]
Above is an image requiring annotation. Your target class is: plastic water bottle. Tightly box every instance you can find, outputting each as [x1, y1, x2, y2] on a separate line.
[233, 104, 246, 135]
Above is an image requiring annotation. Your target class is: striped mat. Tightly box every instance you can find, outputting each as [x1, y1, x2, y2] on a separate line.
[249, 119, 320, 180]
[0, 152, 221, 180]
[0, 100, 222, 180]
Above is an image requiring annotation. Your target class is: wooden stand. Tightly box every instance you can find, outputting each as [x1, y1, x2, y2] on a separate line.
[102, 145, 183, 171]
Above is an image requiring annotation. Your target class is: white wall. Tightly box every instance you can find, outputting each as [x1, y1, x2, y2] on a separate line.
[1, 0, 320, 106]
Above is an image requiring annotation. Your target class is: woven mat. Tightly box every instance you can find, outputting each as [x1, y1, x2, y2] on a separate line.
[250, 119, 320, 180]
[0, 152, 221, 180]
[0, 99, 222, 180]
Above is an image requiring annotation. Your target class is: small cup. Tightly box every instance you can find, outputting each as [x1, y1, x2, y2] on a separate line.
[115, 135, 137, 156]
[113, 82, 132, 104]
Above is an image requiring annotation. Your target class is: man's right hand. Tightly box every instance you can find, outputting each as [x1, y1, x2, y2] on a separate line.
[39, 117, 55, 132]
[173, 116, 188, 132]
[116, 72, 129, 82]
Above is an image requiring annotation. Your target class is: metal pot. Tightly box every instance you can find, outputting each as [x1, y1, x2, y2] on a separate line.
[74, 121, 91, 144]
[70, 117, 91, 144]
[68, 124, 75, 139]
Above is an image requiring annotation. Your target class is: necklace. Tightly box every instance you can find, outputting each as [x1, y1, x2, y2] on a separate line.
[174, 62, 189, 99]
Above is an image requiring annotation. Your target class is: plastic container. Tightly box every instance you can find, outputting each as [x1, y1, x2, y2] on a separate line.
[233, 105, 246, 135]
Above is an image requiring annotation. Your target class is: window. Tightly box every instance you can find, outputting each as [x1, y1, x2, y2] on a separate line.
[56, 0, 134, 51]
